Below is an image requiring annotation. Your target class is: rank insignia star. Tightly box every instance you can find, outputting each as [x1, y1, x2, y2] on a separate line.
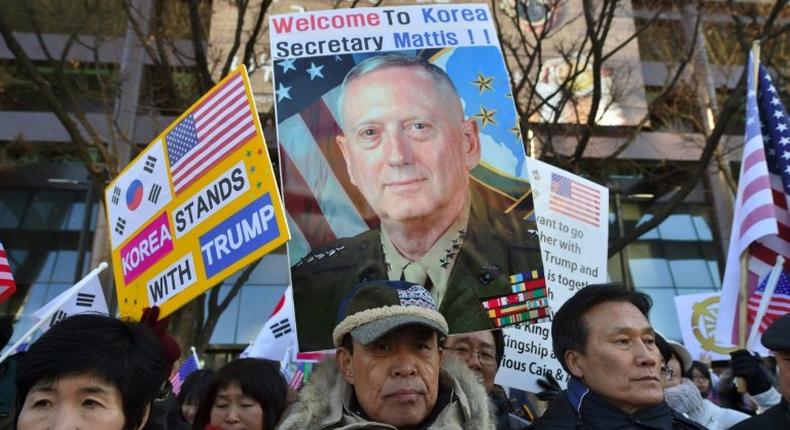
[473, 106, 497, 128]
[472, 72, 494, 94]
[509, 122, 522, 140]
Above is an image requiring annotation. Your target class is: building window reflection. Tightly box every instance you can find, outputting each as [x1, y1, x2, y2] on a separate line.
[609, 180, 722, 341]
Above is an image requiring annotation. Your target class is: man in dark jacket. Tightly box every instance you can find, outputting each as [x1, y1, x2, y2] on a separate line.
[528, 285, 706, 430]
[730, 313, 790, 430]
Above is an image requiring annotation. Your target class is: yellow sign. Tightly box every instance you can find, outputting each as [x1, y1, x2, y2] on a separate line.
[104, 66, 290, 319]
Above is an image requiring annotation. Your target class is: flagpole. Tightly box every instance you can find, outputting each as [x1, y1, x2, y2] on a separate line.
[190, 346, 201, 370]
[738, 41, 762, 350]
[0, 262, 108, 364]
[747, 256, 785, 351]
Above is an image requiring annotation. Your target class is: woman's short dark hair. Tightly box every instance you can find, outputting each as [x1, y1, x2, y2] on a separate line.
[176, 369, 214, 406]
[15, 314, 168, 430]
[551, 284, 653, 373]
[193, 358, 288, 430]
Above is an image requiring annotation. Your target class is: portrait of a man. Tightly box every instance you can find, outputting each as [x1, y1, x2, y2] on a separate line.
[284, 53, 544, 352]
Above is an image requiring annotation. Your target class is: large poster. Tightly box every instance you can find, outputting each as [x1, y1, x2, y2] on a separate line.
[104, 66, 290, 319]
[496, 159, 609, 392]
[271, 4, 549, 352]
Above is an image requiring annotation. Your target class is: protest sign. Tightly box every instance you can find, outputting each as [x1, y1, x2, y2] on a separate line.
[496, 159, 608, 392]
[104, 66, 289, 319]
[270, 4, 547, 352]
[675, 293, 738, 360]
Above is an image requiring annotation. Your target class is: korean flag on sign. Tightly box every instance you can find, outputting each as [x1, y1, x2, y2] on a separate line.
[105, 140, 173, 249]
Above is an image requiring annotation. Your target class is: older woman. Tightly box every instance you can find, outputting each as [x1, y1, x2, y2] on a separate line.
[14, 314, 169, 430]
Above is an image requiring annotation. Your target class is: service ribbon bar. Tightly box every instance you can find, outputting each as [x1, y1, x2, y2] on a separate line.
[492, 308, 551, 328]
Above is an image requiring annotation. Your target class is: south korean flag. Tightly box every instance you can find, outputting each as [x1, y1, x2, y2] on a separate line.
[241, 286, 296, 361]
[32, 269, 109, 332]
[105, 140, 173, 249]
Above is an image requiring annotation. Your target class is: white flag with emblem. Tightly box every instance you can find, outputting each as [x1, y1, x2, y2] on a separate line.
[241, 286, 295, 361]
[104, 140, 173, 249]
[32, 269, 109, 332]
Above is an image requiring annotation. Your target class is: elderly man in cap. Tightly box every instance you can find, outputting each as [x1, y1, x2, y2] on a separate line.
[730, 312, 790, 430]
[278, 280, 493, 429]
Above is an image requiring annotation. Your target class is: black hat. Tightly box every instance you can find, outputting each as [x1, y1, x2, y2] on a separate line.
[332, 280, 448, 347]
[761, 312, 790, 351]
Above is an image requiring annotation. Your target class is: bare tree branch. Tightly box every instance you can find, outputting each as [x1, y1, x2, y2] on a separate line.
[188, 0, 214, 92]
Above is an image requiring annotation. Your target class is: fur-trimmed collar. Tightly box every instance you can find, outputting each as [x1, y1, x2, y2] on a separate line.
[276, 356, 493, 429]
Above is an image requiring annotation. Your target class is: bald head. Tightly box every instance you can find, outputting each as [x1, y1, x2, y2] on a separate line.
[337, 54, 464, 131]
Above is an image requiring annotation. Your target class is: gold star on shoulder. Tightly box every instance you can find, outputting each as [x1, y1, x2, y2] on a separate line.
[472, 72, 494, 94]
[473, 106, 497, 128]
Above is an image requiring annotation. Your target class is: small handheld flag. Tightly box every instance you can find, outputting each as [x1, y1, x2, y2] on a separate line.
[0, 240, 17, 303]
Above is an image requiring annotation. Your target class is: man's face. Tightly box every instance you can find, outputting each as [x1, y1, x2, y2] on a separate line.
[565, 301, 664, 415]
[17, 374, 133, 430]
[443, 330, 498, 392]
[775, 350, 790, 401]
[336, 325, 443, 428]
[337, 65, 480, 225]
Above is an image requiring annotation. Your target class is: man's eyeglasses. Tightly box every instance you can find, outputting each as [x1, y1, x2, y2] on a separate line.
[444, 346, 497, 365]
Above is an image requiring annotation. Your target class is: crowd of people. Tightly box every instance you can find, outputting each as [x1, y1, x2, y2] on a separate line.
[0, 281, 787, 430]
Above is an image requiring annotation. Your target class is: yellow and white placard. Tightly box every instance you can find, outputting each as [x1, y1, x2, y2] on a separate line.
[104, 65, 290, 319]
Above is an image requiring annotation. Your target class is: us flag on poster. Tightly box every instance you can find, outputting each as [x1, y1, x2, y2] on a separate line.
[0, 240, 16, 303]
[166, 72, 256, 194]
[717, 52, 790, 349]
[549, 173, 601, 227]
[747, 271, 790, 333]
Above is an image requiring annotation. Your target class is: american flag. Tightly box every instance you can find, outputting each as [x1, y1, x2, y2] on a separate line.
[549, 172, 601, 227]
[273, 48, 531, 264]
[289, 367, 304, 391]
[166, 72, 256, 194]
[0, 240, 16, 303]
[747, 271, 790, 332]
[717, 52, 790, 348]
[169, 352, 200, 395]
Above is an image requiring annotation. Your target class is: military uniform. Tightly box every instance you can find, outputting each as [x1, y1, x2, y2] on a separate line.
[292, 181, 544, 352]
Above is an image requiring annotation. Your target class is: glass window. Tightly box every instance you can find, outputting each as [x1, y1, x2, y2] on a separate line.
[610, 178, 723, 346]
[22, 190, 73, 231]
[208, 285, 241, 345]
[627, 242, 674, 288]
[235, 285, 287, 344]
[692, 215, 713, 241]
[657, 214, 698, 241]
[0, 190, 29, 229]
[33, 251, 57, 283]
[51, 251, 78, 283]
[641, 287, 682, 341]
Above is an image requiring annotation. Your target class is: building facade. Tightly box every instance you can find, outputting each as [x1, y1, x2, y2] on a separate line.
[1, 0, 782, 355]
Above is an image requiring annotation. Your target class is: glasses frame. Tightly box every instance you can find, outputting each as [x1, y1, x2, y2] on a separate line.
[444, 346, 497, 366]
